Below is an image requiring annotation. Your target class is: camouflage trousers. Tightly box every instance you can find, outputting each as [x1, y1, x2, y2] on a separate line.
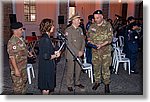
[11, 68, 27, 94]
[92, 51, 111, 85]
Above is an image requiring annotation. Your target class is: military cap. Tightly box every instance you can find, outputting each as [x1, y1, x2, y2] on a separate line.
[69, 14, 81, 21]
[93, 10, 103, 15]
[127, 16, 135, 22]
[10, 22, 23, 29]
[128, 22, 138, 30]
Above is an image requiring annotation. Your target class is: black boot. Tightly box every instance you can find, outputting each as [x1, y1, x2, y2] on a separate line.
[105, 84, 110, 94]
[92, 83, 100, 90]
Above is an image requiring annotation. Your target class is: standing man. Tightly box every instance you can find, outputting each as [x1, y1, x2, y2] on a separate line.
[86, 15, 94, 31]
[65, 14, 85, 92]
[85, 15, 95, 64]
[87, 10, 113, 93]
[126, 22, 140, 74]
[7, 22, 28, 94]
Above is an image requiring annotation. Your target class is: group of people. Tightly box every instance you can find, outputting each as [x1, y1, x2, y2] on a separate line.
[124, 16, 142, 74]
[115, 16, 142, 74]
[7, 9, 141, 95]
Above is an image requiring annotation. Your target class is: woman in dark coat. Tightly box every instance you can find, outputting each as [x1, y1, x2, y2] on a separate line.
[38, 18, 60, 95]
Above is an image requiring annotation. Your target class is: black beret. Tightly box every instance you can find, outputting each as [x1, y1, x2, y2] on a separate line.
[10, 22, 23, 29]
[93, 10, 103, 15]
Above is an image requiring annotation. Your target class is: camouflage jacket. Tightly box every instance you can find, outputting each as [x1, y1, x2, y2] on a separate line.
[87, 20, 113, 54]
[7, 35, 28, 70]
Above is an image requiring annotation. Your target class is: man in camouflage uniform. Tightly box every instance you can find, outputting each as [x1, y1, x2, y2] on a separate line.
[65, 14, 85, 92]
[87, 10, 113, 93]
[7, 22, 28, 94]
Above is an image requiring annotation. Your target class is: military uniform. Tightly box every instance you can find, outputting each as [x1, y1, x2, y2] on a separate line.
[88, 20, 113, 85]
[7, 35, 28, 94]
[126, 22, 139, 72]
[65, 25, 85, 87]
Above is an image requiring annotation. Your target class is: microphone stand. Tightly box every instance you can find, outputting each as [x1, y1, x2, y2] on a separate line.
[57, 32, 83, 95]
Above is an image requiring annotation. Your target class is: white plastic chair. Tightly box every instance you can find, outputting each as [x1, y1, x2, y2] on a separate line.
[119, 36, 124, 53]
[112, 37, 119, 49]
[112, 38, 125, 69]
[113, 47, 130, 75]
[27, 64, 35, 84]
[82, 49, 94, 83]
[112, 48, 126, 69]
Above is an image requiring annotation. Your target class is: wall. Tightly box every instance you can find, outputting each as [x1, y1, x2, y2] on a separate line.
[109, 2, 122, 21]
[16, 1, 59, 37]
[76, 2, 95, 25]
[127, 1, 135, 17]
[3, 2, 13, 45]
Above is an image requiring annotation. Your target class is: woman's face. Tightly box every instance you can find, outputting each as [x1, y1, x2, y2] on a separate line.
[50, 25, 55, 33]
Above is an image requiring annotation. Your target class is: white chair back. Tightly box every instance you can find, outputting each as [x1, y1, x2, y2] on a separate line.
[115, 47, 122, 61]
[82, 49, 94, 83]
[119, 36, 124, 50]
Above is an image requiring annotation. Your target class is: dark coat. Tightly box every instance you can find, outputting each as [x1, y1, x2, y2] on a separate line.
[38, 33, 56, 90]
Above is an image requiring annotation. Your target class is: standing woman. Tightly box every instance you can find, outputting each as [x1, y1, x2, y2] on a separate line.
[38, 18, 60, 95]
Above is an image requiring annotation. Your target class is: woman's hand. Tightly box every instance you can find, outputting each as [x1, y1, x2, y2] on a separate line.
[55, 51, 60, 58]
[78, 51, 83, 57]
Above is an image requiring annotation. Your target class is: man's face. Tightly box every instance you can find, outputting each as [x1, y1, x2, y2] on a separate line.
[94, 14, 103, 24]
[14, 27, 24, 37]
[72, 18, 81, 27]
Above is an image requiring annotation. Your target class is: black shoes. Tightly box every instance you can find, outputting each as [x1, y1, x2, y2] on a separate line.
[105, 84, 110, 94]
[92, 83, 100, 90]
[75, 84, 85, 89]
[92, 83, 110, 94]
[68, 87, 73, 92]
[68, 84, 85, 92]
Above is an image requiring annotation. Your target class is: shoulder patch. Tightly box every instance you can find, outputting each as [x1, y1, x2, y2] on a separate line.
[91, 28, 96, 32]
[12, 46, 16, 50]
[110, 28, 112, 31]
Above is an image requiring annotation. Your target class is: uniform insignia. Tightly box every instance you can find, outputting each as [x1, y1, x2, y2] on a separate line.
[65, 32, 68, 36]
[135, 36, 138, 39]
[19, 43, 23, 47]
[13, 46, 16, 50]
[91, 28, 96, 32]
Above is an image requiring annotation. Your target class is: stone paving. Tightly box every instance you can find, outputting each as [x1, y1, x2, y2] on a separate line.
[2, 45, 143, 95]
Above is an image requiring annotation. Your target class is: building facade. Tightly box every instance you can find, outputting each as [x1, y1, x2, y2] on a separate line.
[2, 0, 143, 45]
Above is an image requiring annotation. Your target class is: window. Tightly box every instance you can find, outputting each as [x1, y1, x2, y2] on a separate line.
[24, 0, 36, 22]
[69, 7, 75, 19]
[69, 1, 76, 19]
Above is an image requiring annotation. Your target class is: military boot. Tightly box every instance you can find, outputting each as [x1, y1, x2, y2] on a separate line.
[105, 84, 110, 94]
[92, 83, 100, 90]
